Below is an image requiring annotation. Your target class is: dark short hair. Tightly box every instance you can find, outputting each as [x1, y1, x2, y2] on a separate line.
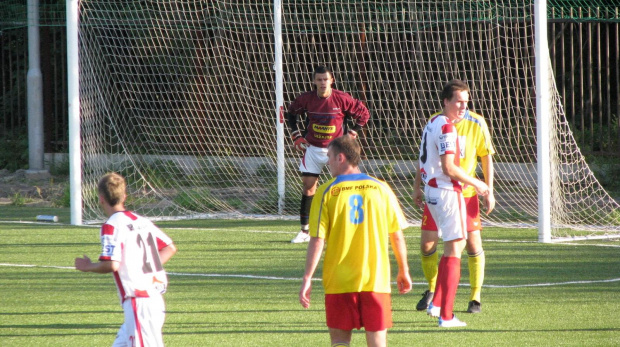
[313, 65, 334, 78]
[440, 79, 470, 102]
[98, 172, 126, 206]
[328, 136, 361, 167]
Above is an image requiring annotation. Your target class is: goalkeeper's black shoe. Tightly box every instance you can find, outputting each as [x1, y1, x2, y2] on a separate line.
[467, 300, 481, 314]
[416, 290, 434, 311]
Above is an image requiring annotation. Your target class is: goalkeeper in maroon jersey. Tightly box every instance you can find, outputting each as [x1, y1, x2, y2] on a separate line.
[286, 65, 370, 243]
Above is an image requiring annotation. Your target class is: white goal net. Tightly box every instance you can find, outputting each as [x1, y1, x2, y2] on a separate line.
[73, 0, 620, 240]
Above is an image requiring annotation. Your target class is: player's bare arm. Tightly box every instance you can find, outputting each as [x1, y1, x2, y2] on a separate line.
[389, 230, 412, 294]
[480, 154, 495, 214]
[441, 153, 489, 196]
[299, 237, 325, 308]
[75, 255, 120, 273]
[158, 243, 177, 265]
[412, 166, 424, 209]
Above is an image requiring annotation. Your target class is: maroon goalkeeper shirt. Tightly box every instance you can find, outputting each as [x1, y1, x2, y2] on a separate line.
[287, 89, 370, 148]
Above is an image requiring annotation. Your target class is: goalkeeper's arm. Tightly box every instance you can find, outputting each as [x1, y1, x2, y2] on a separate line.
[286, 112, 300, 134]
[347, 123, 364, 139]
[286, 112, 309, 151]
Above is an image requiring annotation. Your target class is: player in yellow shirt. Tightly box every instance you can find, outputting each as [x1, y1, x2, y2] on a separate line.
[299, 135, 412, 347]
[413, 79, 495, 314]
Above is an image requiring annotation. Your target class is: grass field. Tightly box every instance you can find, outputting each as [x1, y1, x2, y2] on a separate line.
[1, 206, 619, 346]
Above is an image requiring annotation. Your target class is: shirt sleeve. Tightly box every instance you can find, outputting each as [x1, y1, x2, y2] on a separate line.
[99, 223, 122, 262]
[384, 184, 409, 233]
[287, 94, 306, 115]
[150, 223, 173, 250]
[343, 93, 370, 126]
[437, 122, 458, 156]
[476, 118, 496, 157]
[308, 184, 330, 239]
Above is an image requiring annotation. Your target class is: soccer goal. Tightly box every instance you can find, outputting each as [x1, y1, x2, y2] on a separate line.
[67, 0, 620, 241]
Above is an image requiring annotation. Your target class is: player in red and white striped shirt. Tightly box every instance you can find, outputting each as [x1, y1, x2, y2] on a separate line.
[75, 172, 177, 346]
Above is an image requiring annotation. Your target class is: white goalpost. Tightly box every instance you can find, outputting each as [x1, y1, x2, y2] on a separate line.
[535, 0, 552, 242]
[68, 0, 620, 241]
[67, 0, 81, 225]
[274, 0, 286, 215]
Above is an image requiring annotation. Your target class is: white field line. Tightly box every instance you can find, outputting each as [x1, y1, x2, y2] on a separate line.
[168, 228, 294, 234]
[0, 220, 100, 227]
[158, 229, 620, 247]
[1, 262, 619, 288]
[1, 224, 619, 285]
[2, 221, 619, 247]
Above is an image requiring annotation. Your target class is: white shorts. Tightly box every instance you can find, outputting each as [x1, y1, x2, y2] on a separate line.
[113, 295, 166, 347]
[299, 145, 329, 175]
[424, 185, 468, 242]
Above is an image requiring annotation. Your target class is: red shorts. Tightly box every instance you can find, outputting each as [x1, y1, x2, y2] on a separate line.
[422, 196, 482, 232]
[325, 292, 392, 332]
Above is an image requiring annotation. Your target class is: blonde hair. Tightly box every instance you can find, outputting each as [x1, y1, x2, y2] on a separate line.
[98, 172, 126, 206]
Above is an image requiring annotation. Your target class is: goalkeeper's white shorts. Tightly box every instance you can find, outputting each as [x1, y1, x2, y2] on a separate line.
[299, 145, 329, 175]
[424, 185, 468, 242]
[113, 294, 166, 347]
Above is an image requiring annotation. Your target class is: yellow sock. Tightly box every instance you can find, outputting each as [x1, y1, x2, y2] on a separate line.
[332, 343, 350, 347]
[421, 250, 439, 292]
[468, 250, 485, 302]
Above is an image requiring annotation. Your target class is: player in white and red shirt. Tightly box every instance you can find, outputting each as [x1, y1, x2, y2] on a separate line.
[76, 173, 177, 346]
[286, 65, 370, 243]
[417, 114, 464, 192]
[414, 95, 489, 328]
[414, 80, 496, 316]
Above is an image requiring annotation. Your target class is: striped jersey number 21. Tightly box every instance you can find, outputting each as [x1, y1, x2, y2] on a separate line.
[137, 233, 163, 274]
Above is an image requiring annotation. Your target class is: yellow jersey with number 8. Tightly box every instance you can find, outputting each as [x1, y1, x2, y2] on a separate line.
[308, 173, 408, 294]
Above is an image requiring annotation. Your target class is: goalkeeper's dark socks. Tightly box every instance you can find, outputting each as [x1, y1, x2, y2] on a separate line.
[300, 194, 314, 226]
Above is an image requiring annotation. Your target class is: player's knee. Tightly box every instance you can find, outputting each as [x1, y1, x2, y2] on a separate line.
[302, 180, 318, 194]
[466, 240, 482, 254]
[466, 232, 482, 251]
[420, 237, 438, 254]
[420, 245, 437, 255]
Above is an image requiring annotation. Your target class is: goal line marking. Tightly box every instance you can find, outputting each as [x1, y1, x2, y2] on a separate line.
[1, 263, 619, 289]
